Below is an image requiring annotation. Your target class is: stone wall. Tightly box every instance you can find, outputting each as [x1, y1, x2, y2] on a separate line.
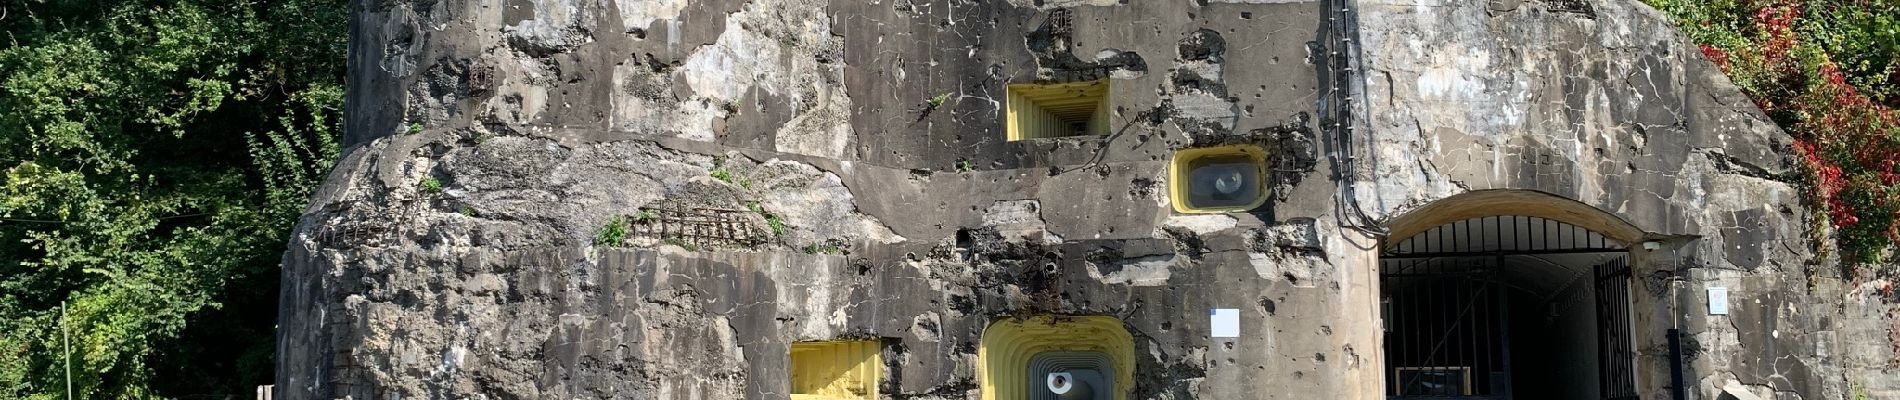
[278, 0, 1900, 398]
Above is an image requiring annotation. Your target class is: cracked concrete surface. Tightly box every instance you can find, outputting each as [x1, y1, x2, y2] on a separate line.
[279, 0, 1899, 398]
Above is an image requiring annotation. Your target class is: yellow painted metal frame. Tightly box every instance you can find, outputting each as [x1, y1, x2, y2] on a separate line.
[790, 340, 881, 400]
[1169, 144, 1269, 214]
[1006, 80, 1111, 141]
[978, 316, 1135, 400]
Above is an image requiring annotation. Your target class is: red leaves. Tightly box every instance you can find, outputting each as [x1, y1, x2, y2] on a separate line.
[1754, 4, 1802, 73]
[1791, 58, 1900, 254]
[1797, 140, 1858, 227]
[1701, 44, 1731, 72]
[1685, 1, 1900, 260]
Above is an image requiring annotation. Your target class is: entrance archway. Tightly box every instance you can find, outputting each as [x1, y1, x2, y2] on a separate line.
[1379, 214, 1639, 400]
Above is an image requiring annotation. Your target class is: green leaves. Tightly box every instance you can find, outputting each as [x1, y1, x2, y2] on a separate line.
[596, 215, 629, 246]
[0, 0, 346, 397]
[1646, 0, 1900, 265]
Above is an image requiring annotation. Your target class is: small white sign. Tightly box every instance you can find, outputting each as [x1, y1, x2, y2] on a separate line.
[1210, 308, 1240, 338]
[1707, 287, 1729, 315]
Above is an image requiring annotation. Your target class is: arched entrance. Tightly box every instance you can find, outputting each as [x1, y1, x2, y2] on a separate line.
[1379, 214, 1639, 400]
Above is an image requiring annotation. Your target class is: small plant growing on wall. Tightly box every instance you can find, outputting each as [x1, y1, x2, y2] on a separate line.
[803, 241, 845, 255]
[710, 159, 748, 188]
[749, 202, 787, 237]
[595, 215, 628, 246]
[916, 92, 952, 120]
[420, 176, 443, 193]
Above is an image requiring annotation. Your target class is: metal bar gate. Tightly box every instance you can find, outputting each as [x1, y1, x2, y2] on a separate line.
[1381, 216, 1635, 400]
[1594, 257, 1639, 400]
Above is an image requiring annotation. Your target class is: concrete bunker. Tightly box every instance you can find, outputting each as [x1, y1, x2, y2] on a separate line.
[978, 316, 1134, 400]
[1380, 191, 1644, 400]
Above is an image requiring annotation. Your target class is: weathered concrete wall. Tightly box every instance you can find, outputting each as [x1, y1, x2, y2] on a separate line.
[286, 0, 1384, 398]
[279, 0, 1900, 398]
[1356, 0, 1900, 398]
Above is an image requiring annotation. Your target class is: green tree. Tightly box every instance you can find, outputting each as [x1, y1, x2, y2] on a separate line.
[0, 0, 345, 397]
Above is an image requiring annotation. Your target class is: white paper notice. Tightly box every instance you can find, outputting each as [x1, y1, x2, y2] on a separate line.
[1210, 308, 1240, 338]
[1708, 287, 1729, 315]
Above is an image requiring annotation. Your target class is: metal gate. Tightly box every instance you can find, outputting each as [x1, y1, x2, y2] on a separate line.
[1381, 257, 1507, 399]
[1381, 216, 1632, 400]
[1594, 257, 1639, 400]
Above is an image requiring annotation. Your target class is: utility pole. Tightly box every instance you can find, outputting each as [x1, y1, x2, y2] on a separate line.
[62, 301, 71, 400]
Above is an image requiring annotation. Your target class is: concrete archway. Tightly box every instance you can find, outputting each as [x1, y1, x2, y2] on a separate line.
[1383, 190, 1650, 245]
[1378, 190, 1646, 400]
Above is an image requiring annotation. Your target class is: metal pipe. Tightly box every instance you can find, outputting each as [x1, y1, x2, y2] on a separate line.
[1668, 329, 1686, 400]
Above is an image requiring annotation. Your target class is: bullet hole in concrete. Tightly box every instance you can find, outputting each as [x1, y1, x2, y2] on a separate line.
[1178, 29, 1226, 62]
[1128, 178, 1159, 199]
[1259, 298, 1277, 315]
[955, 229, 974, 262]
[948, 294, 977, 316]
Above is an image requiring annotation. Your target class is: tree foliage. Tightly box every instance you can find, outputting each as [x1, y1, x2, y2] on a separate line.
[0, 0, 345, 397]
[1644, 0, 1900, 266]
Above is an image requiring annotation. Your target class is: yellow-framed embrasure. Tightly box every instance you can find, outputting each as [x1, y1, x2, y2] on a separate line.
[789, 340, 881, 400]
[1169, 144, 1270, 214]
[977, 315, 1135, 400]
[1005, 80, 1112, 141]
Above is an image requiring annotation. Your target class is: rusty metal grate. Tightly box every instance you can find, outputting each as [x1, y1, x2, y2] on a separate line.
[312, 199, 424, 248]
[628, 207, 766, 248]
[1046, 8, 1073, 37]
[467, 64, 493, 96]
[1548, 0, 1595, 17]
